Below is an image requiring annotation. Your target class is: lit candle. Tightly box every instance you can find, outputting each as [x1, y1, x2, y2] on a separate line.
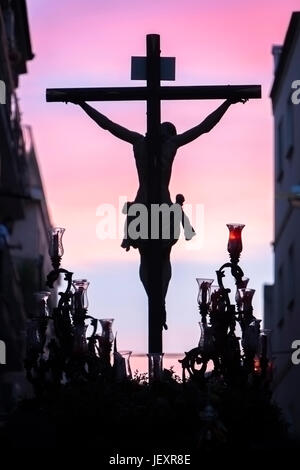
[226, 223, 245, 263]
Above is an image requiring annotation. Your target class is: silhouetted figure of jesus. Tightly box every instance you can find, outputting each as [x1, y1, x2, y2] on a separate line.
[71, 98, 246, 329]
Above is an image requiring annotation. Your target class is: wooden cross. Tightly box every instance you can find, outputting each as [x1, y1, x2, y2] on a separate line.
[46, 34, 261, 367]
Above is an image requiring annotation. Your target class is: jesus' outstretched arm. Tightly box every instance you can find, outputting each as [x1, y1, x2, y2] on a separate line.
[72, 101, 143, 144]
[173, 98, 247, 148]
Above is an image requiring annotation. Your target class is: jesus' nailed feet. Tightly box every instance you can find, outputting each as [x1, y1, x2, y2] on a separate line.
[108, 454, 191, 467]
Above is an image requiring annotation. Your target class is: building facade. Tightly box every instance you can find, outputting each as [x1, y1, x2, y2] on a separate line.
[266, 11, 300, 439]
[0, 0, 53, 413]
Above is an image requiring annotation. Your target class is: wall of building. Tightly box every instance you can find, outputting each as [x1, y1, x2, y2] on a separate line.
[268, 12, 300, 439]
[0, 1, 54, 414]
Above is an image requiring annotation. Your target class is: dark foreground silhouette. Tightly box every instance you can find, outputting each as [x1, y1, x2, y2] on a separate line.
[1, 371, 294, 456]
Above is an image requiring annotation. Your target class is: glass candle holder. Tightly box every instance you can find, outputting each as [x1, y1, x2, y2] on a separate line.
[99, 318, 114, 343]
[48, 227, 65, 259]
[114, 350, 132, 381]
[235, 277, 249, 310]
[239, 288, 255, 311]
[226, 223, 245, 263]
[72, 279, 90, 312]
[210, 285, 222, 311]
[196, 279, 214, 306]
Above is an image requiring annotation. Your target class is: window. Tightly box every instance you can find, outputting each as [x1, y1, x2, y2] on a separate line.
[276, 118, 284, 182]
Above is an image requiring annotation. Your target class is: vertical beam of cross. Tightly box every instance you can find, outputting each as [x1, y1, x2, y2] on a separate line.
[146, 34, 163, 358]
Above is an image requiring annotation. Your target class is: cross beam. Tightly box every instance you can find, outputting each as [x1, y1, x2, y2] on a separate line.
[46, 34, 261, 370]
[46, 84, 261, 102]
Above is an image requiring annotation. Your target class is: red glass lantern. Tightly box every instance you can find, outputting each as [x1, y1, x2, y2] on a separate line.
[226, 223, 245, 263]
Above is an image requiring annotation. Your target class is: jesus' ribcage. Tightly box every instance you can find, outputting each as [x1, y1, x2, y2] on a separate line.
[133, 139, 176, 205]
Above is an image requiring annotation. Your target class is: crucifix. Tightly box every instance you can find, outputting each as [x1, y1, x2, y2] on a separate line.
[46, 34, 261, 375]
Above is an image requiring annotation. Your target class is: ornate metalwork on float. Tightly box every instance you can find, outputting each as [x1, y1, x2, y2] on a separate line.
[25, 227, 132, 394]
[179, 224, 272, 386]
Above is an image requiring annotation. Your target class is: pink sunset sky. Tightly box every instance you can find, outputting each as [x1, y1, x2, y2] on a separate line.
[19, 0, 299, 353]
